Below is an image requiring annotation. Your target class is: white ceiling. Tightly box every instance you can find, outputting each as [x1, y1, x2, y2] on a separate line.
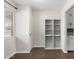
[10, 0, 68, 11]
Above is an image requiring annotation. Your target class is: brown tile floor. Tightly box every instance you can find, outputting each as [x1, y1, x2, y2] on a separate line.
[10, 48, 74, 59]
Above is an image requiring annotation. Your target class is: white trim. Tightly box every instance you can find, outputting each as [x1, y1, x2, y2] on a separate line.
[45, 47, 67, 53]
[16, 50, 30, 53]
[16, 48, 32, 53]
[62, 49, 67, 53]
[5, 49, 32, 59]
[6, 52, 16, 59]
[45, 48, 54, 49]
[45, 48, 61, 50]
[33, 46, 44, 47]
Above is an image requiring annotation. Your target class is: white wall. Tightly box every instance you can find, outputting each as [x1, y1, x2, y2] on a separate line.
[4, 1, 16, 59]
[32, 0, 74, 51]
[4, 1, 74, 58]
[66, 7, 74, 28]
[4, 37, 16, 59]
[15, 6, 33, 53]
[66, 7, 74, 50]
[60, 0, 74, 53]
[4, 0, 16, 12]
[32, 10, 61, 47]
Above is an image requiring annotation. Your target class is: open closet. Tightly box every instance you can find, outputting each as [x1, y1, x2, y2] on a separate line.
[45, 19, 61, 49]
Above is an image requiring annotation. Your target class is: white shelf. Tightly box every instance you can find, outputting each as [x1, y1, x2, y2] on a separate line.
[54, 24, 60, 25]
[45, 24, 53, 25]
[45, 19, 61, 49]
[45, 29, 52, 31]
[45, 35, 53, 36]
[45, 35, 60, 36]
[54, 35, 60, 36]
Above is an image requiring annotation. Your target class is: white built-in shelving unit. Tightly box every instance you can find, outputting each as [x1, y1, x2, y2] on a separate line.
[45, 19, 61, 49]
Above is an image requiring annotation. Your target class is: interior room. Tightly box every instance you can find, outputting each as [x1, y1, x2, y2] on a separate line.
[4, 0, 74, 59]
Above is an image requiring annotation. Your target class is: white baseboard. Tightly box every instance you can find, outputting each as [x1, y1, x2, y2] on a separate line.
[45, 48, 61, 50]
[5, 49, 32, 59]
[16, 50, 30, 53]
[6, 52, 16, 59]
[16, 48, 32, 53]
[62, 49, 67, 53]
[33, 46, 44, 48]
